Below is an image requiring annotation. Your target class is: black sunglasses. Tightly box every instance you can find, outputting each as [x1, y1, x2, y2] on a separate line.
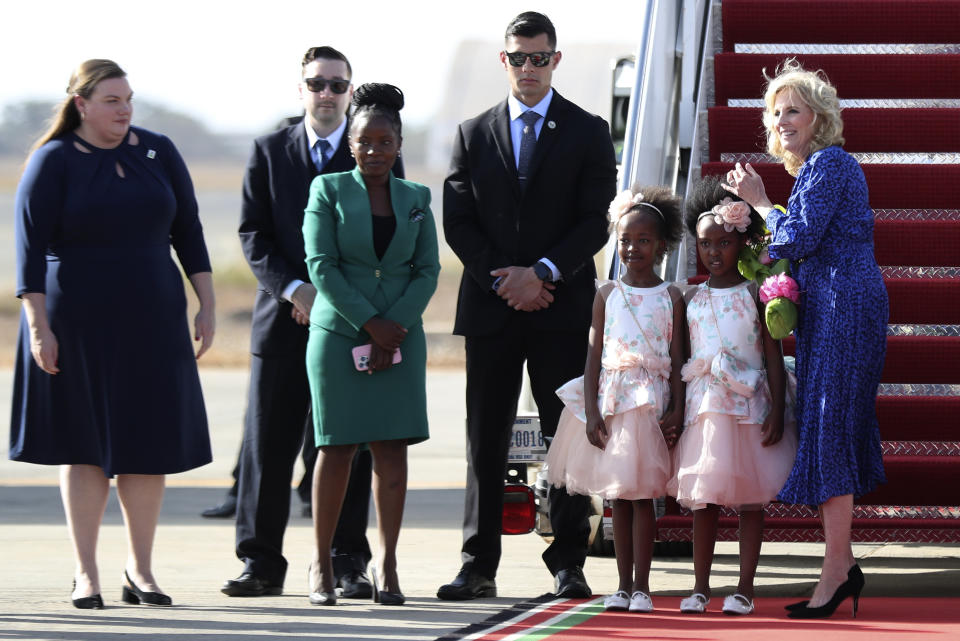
[303, 77, 350, 94]
[503, 51, 556, 68]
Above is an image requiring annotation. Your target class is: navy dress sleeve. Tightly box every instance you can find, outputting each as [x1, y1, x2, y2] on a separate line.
[15, 142, 67, 296]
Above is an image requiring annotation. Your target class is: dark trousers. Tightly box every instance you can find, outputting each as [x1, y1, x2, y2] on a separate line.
[461, 317, 592, 579]
[226, 426, 316, 504]
[235, 353, 372, 585]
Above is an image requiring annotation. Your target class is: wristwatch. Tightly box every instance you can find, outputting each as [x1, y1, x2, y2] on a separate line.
[533, 261, 553, 282]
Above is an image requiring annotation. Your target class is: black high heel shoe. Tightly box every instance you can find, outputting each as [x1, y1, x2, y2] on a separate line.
[121, 570, 172, 606]
[371, 567, 405, 606]
[308, 562, 336, 606]
[72, 579, 104, 610]
[788, 564, 864, 619]
[785, 564, 862, 612]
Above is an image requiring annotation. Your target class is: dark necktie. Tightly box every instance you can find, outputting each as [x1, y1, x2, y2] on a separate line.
[313, 139, 331, 172]
[517, 111, 541, 187]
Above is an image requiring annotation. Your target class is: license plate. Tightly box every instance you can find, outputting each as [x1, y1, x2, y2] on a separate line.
[508, 415, 547, 462]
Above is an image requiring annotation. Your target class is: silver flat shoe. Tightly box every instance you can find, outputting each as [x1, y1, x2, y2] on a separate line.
[680, 592, 709, 614]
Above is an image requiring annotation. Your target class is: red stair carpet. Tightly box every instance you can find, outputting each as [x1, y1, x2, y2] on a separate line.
[668, 0, 960, 545]
[435, 596, 960, 640]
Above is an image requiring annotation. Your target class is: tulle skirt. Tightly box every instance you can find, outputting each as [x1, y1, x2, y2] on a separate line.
[546, 406, 671, 501]
[668, 412, 797, 511]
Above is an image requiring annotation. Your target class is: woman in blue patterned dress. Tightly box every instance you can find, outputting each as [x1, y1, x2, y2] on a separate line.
[723, 59, 887, 619]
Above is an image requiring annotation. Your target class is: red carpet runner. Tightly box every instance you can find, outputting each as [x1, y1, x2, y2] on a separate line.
[436, 596, 960, 640]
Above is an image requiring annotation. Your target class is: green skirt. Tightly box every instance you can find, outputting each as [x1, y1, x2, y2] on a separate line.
[305, 324, 429, 447]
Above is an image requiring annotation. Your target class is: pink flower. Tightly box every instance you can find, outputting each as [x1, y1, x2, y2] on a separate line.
[608, 189, 645, 224]
[711, 197, 752, 233]
[758, 247, 773, 265]
[759, 273, 800, 304]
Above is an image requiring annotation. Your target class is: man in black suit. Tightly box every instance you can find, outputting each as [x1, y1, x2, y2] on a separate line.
[222, 46, 402, 598]
[439, 12, 617, 600]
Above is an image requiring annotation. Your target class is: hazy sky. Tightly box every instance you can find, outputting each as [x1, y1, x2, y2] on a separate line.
[2, 0, 646, 133]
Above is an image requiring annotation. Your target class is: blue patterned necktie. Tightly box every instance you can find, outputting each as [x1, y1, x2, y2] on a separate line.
[517, 110, 541, 187]
[312, 139, 331, 172]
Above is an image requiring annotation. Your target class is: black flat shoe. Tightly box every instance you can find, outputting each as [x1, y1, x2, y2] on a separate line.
[436, 563, 497, 601]
[72, 580, 104, 610]
[122, 571, 172, 606]
[371, 567, 405, 606]
[788, 564, 864, 619]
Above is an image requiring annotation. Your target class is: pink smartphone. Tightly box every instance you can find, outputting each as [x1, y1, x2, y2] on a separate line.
[352, 344, 402, 371]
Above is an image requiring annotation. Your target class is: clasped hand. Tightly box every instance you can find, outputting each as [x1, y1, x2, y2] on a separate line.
[362, 316, 407, 372]
[290, 282, 317, 327]
[490, 266, 555, 311]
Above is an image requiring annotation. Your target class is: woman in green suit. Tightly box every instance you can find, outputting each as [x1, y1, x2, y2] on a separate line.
[303, 84, 440, 606]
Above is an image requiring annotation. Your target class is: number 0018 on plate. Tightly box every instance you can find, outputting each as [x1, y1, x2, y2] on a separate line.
[508, 414, 547, 462]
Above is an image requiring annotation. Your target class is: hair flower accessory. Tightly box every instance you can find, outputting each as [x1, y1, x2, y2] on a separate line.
[711, 197, 752, 233]
[408, 207, 426, 223]
[608, 189, 645, 223]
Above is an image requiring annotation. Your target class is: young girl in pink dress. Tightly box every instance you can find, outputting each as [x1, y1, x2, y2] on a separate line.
[669, 176, 797, 615]
[547, 186, 686, 613]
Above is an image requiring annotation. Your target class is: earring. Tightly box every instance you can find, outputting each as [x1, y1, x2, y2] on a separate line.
[80, 111, 85, 121]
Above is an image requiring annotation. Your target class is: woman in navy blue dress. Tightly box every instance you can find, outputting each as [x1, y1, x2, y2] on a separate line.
[724, 59, 887, 619]
[10, 59, 215, 608]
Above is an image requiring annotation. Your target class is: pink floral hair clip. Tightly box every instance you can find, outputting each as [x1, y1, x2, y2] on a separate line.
[608, 189, 664, 224]
[699, 197, 751, 233]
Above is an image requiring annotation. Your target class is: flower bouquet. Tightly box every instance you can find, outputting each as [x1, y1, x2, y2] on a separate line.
[737, 224, 800, 340]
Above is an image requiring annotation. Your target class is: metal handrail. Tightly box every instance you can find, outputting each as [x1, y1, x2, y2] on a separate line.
[608, 0, 713, 283]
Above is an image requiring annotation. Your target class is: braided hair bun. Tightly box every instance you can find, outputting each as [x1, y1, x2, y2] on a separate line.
[352, 83, 404, 111]
[351, 83, 404, 136]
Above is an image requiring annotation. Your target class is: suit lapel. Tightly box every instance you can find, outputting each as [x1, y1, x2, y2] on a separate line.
[324, 116, 354, 174]
[382, 174, 413, 264]
[285, 124, 315, 187]
[524, 92, 565, 188]
[344, 169, 379, 264]
[488, 101, 519, 189]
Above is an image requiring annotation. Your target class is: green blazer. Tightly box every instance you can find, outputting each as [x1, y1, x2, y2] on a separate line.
[303, 168, 440, 337]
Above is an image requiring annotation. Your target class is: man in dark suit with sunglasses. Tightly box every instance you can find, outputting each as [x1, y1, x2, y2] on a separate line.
[440, 12, 617, 600]
[222, 46, 403, 599]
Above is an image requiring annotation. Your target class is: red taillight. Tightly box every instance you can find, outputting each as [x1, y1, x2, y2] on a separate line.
[502, 484, 536, 534]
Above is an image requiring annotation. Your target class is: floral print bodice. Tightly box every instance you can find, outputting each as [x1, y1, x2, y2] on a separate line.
[556, 280, 673, 420]
[682, 281, 772, 425]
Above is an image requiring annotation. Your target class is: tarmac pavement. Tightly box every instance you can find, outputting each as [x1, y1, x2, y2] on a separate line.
[1, 367, 958, 640]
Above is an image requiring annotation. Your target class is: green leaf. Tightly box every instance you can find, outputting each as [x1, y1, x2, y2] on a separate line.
[771, 258, 791, 275]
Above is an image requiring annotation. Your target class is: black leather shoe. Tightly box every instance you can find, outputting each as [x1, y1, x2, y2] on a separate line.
[121, 571, 172, 606]
[436, 564, 497, 601]
[554, 567, 591, 598]
[201, 496, 237, 518]
[72, 580, 104, 610]
[221, 572, 283, 597]
[336, 570, 373, 599]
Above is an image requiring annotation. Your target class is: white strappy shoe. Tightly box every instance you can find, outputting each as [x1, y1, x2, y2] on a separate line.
[679, 592, 710, 613]
[722, 593, 755, 615]
[628, 590, 654, 612]
[603, 591, 630, 611]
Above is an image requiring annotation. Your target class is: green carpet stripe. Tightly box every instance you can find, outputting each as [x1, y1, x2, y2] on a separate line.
[507, 600, 604, 641]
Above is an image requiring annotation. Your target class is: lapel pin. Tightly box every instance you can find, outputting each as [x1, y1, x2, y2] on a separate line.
[146, 149, 156, 159]
[547, 120, 556, 129]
